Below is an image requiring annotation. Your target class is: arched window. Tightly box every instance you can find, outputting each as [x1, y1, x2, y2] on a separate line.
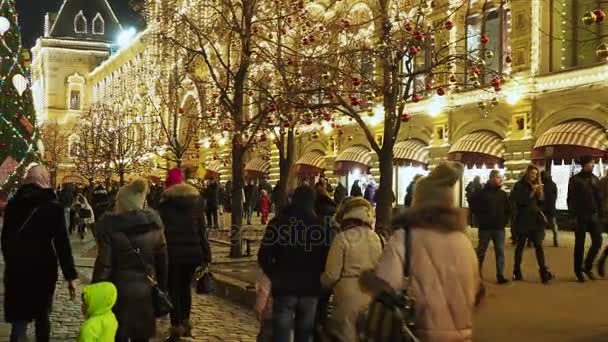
[92, 13, 105, 35]
[74, 11, 87, 34]
[67, 73, 85, 110]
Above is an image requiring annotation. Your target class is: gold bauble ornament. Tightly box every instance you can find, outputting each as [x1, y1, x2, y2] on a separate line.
[469, 73, 478, 82]
[478, 101, 487, 110]
[596, 43, 608, 59]
[485, 50, 494, 59]
[582, 11, 597, 25]
[473, 81, 481, 88]
[491, 97, 499, 106]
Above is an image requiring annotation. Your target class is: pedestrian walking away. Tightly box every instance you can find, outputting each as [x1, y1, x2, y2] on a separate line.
[363, 161, 484, 341]
[92, 178, 168, 342]
[541, 171, 559, 247]
[205, 179, 220, 229]
[158, 170, 212, 341]
[470, 170, 511, 284]
[465, 176, 483, 227]
[568, 155, 603, 282]
[511, 165, 554, 284]
[333, 182, 347, 206]
[1, 165, 78, 342]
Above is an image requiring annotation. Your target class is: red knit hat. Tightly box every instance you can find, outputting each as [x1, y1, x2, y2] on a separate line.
[165, 168, 184, 188]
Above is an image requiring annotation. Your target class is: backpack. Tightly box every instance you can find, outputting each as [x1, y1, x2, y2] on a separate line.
[358, 228, 418, 342]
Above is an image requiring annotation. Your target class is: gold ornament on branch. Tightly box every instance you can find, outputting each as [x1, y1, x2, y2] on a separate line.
[582, 11, 597, 25]
[596, 43, 608, 59]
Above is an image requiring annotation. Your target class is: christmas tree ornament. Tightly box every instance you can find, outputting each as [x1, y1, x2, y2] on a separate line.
[478, 101, 487, 110]
[491, 97, 500, 106]
[485, 50, 494, 59]
[436, 87, 446, 96]
[480, 34, 489, 44]
[596, 43, 608, 59]
[582, 11, 597, 25]
[445, 21, 454, 30]
[412, 94, 422, 103]
[0, 16, 9, 35]
[595, 9, 606, 24]
[12, 74, 27, 96]
[401, 114, 412, 122]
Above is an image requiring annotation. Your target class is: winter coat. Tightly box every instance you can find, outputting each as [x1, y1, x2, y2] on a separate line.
[404, 181, 415, 207]
[59, 185, 75, 207]
[205, 182, 220, 210]
[244, 184, 258, 207]
[258, 206, 329, 297]
[1, 184, 78, 322]
[541, 176, 558, 218]
[158, 184, 211, 265]
[334, 183, 347, 205]
[321, 226, 383, 342]
[374, 207, 482, 342]
[364, 185, 376, 205]
[470, 183, 510, 230]
[350, 182, 363, 197]
[92, 187, 111, 220]
[465, 181, 483, 203]
[260, 194, 271, 213]
[78, 282, 118, 342]
[316, 192, 338, 229]
[92, 209, 168, 340]
[510, 179, 544, 235]
[568, 171, 601, 218]
[599, 176, 608, 223]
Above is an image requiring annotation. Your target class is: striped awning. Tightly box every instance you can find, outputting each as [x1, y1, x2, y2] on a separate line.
[296, 150, 326, 169]
[206, 160, 223, 174]
[394, 139, 428, 165]
[335, 145, 372, 165]
[534, 120, 608, 150]
[449, 131, 505, 158]
[245, 157, 270, 174]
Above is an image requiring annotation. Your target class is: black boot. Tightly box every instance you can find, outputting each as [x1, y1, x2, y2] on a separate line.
[598, 258, 607, 278]
[583, 268, 596, 281]
[540, 269, 554, 284]
[575, 272, 586, 283]
[513, 269, 523, 281]
[164, 326, 185, 342]
[497, 275, 509, 285]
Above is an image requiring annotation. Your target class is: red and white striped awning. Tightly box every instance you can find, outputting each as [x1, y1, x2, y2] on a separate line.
[206, 160, 223, 174]
[335, 145, 372, 165]
[245, 157, 270, 174]
[449, 131, 505, 158]
[394, 139, 428, 165]
[534, 120, 608, 150]
[296, 150, 326, 169]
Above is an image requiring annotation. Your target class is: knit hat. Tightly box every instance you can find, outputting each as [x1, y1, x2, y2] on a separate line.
[165, 168, 184, 188]
[335, 196, 375, 227]
[116, 178, 149, 213]
[412, 161, 463, 209]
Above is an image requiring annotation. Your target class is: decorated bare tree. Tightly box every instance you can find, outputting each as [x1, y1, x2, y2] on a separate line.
[40, 121, 71, 187]
[72, 107, 112, 186]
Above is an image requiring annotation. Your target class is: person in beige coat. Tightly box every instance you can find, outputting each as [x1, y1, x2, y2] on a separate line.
[321, 197, 383, 342]
[366, 161, 484, 342]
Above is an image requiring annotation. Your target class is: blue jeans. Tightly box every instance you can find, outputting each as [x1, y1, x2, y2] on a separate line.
[477, 229, 505, 280]
[273, 296, 318, 342]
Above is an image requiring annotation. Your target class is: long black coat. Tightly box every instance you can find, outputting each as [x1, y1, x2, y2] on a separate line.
[568, 171, 601, 219]
[510, 179, 544, 235]
[542, 176, 558, 217]
[92, 209, 168, 340]
[158, 184, 211, 265]
[1, 184, 77, 322]
[205, 182, 220, 210]
[470, 183, 510, 230]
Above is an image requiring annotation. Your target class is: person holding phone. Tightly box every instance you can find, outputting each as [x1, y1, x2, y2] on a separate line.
[510, 165, 554, 284]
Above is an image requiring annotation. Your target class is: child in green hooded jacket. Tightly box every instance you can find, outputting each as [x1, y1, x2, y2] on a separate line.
[78, 282, 119, 342]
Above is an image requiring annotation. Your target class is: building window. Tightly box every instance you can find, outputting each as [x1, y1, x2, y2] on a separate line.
[68, 135, 79, 158]
[70, 90, 81, 110]
[74, 11, 87, 34]
[550, 0, 606, 71]
[92, 13, 105, 35]
[466, 4, 509, 85]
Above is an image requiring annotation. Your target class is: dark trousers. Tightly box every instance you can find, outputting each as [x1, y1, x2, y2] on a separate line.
[206, 208, 219, 229]
[477, 229, 506, 279]
[514, 231, 547, 273]
[10, 315, 51, 342]
[574, 216, 603, 274]
[168, 263, 198, 326]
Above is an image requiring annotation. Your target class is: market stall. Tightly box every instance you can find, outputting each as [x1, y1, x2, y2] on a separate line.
[294, 150, 326, 185]
[393, 139, 429, 205]
[334, 145, 373, 196]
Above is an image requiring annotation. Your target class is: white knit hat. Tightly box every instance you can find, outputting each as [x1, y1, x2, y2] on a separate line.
[335, 197, 375, 227]
[412, 161, 463, 209]
[116, 178, 149, 213]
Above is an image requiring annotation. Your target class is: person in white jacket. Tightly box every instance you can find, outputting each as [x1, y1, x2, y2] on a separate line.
[321, 197, 383, 342]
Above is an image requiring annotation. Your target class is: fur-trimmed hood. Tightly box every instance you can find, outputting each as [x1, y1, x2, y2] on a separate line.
[160, 183, 201, 211]
[95, 208, 163, 235]
[392, 206, 467, 232]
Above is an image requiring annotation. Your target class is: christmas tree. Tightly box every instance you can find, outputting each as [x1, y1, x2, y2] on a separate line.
[0, 0, 39, 193]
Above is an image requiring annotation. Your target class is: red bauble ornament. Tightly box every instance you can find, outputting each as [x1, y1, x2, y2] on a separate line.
[412, 94, 422, 103]
[480, 34, 489, 44]
[260, 134, 267, 142]
[490, 78, 501, 87]
[425, 83, 433, 91]
[179, 108, 184, 114]
[352, 78, 361, 87]
[283, 122, 291, 128]
[350, 97, 360, 106]
[436, 87, 446, 96]
[401, 114, 412, 122]
[409, 46, 419, 56]
[404, 23, 413, 32]
[445, 21, 454, 30]
[324, 114, 332, 121]
[595, 9, 606, 24]
[414, 31, 424, 40]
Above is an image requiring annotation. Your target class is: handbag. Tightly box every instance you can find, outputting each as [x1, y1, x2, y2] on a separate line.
[195, 266, 215, 295]
[121, 233, 174, 317]
[358, 228, 418, 342]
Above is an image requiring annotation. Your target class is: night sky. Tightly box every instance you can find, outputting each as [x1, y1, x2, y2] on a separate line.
[16, 0, 141, 47]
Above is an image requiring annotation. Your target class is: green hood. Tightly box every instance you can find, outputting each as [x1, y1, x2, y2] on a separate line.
[83, 282, 117, 317]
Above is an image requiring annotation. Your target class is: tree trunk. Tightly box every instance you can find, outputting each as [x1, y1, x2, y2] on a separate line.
[119, 171, 125, 186]
[230, 139, 245, 257]
[375, 148, 394, 236]
[276, 130, 295, 212]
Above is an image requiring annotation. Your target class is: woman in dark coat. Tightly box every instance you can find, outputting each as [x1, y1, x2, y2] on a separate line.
[1, 165, 78, 342]
[350, 180, 363, 197]
[159, 172, 212, 341]
[92, 178, 168, 342]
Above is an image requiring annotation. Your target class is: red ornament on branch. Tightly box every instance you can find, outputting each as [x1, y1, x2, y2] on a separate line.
[595, 9, 606, 24]
[425, 83, 433, 91]
[352, 78, 361, 87]
[480, 34, 489, 44]
[408, 46, 419, 56]
[445, 21, 454, 30]
[401, 114, 412, 122]
[412, 94, 422, 103]
[404, 22, 413, 32]
[414, 31, 424, 40]
[436, 87, 446, 96]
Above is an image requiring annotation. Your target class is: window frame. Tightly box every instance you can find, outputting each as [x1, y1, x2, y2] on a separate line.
[74, 11, 87, 34]
[92, 13, 105, 35]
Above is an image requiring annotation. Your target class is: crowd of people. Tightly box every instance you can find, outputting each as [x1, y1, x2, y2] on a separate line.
[1, 154, 608, 341]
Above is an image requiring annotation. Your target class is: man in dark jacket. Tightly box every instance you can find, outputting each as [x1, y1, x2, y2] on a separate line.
[350, 180, 363, 197]
[205, 180, 220, 229]
[2, 166, 78, 341]
[333, 182, 347, 205]
[541, 171, 559, 247]
[244, 180, 257, 225]
[158, 182, 211, 340]
[471, 170, 510, 284]
[568, 155, 602, 282]
[91, 184, 111, 220]
[258, 186, 330, 342]
[510, 165, 553, 284]
[465, 176, 483, 227]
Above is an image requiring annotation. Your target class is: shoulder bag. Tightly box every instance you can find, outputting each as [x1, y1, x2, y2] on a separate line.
[358, 228, 418, 342]
[121, 233, 174, 317]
